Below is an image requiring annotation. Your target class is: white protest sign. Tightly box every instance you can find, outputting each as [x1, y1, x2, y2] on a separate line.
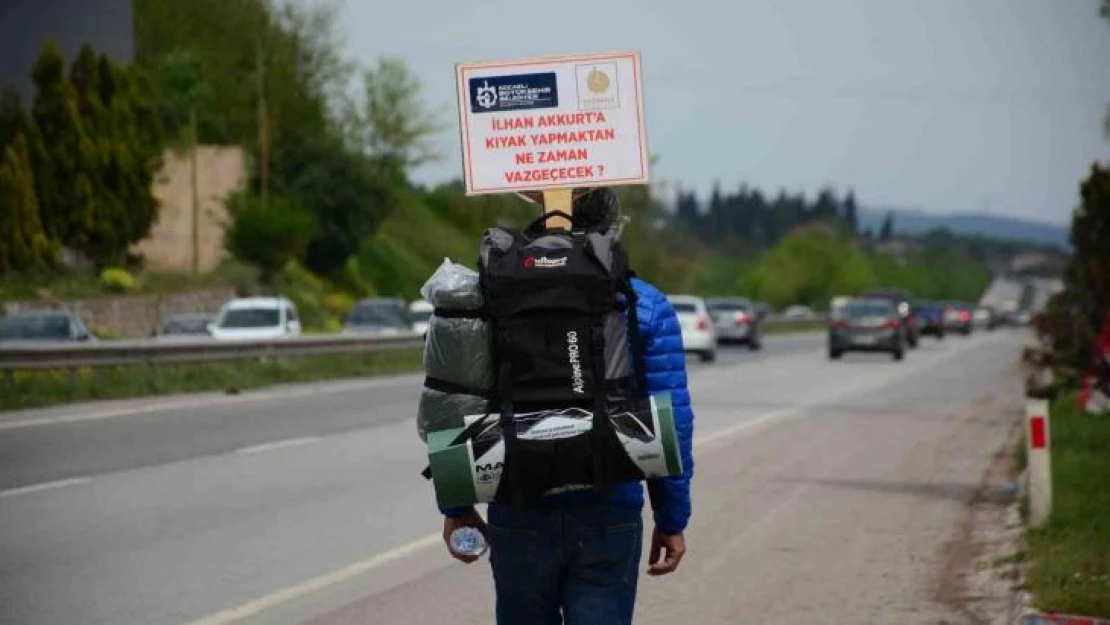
[455, 52, 649, 195]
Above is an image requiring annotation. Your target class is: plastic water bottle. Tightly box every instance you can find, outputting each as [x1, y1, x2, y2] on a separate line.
[449, 526, 488, 558]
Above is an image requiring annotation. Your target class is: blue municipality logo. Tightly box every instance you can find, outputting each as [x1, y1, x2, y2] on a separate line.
[468, 72, 558, 114]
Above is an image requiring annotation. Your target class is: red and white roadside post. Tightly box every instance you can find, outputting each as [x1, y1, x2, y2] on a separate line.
[1025, 399, 1052, 527]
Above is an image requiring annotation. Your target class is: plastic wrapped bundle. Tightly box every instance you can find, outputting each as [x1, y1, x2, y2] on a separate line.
[417, 259, 493, 441]
[417, 389, 488, 442]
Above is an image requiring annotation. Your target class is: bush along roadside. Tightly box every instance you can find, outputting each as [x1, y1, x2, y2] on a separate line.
[0, 349, 423, 412]
[1021, 389, 1110, 618]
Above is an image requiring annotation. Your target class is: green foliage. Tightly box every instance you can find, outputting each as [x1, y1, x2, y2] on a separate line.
[879, 212, 894, 240]
[99, 267, 137, 293]
[29, 41, 97, 251]
[15, 41, 163, 268]
[225, 192, 317, 276]
[353, 57, 443, 169]
[0, 87, 23, 151]
[273, 260, 330, 330]
[275, 129, 403, 276]
[136, 0, 404, 276]
[0, 133, 55, 274]
[747, 231, 875, 309]
[0, 349, 422, 411]
[1070, 164, 1110, 312]
[322, 291, 355, 319]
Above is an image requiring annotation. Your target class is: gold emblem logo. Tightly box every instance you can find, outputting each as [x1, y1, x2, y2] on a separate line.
[586, 68, 610, 94]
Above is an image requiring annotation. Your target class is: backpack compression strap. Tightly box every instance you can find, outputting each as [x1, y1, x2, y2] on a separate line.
[619, 277, 650, 395]
[496, 325, 526, 503]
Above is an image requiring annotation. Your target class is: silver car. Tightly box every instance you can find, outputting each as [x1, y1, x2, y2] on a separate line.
[706, 297, 762, 350]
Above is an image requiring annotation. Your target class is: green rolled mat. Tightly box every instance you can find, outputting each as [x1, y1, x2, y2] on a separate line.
[426, 392, 682, 509]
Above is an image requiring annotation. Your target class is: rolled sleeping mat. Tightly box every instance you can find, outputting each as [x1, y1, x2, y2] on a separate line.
[425, 392, 683, 509]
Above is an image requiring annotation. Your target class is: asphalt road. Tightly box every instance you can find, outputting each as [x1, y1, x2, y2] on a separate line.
[0, 329, 1025, 624]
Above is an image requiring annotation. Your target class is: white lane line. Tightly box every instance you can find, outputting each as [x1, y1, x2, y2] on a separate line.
[178, 333, 1009, 625]
[0, 375, 424, 433]
[233, 437, 320, 455]
[184, 534, 442, 625]
[0, 477, 92, 499]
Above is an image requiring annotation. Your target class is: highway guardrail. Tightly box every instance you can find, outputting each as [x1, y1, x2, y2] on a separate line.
[0, 333, 426, 372]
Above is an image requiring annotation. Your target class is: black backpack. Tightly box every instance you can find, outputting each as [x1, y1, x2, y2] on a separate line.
[478, 210, 650, 503]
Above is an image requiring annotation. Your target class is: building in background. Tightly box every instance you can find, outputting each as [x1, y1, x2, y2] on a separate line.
[0, 0, 133, 102]
[134, 147, 246, 273]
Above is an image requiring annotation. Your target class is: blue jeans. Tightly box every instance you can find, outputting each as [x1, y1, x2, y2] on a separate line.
[487, 500, 643, 625]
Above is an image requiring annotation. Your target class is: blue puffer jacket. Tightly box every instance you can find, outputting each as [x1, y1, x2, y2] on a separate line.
[440, 278, 695, 536]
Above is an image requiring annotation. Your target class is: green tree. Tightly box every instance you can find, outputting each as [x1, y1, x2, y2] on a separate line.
[0, 133, 55, 273]
[1070, 164, 1110, 313]
[29, 41, 99, 253]
[843, 189, 859, 233]
[225, 191, 317, 277]
[879, 212, 894, 240]
[352, 57, 442, 170]
[0, 87, 24, 151]
[747, 231, 875, 308]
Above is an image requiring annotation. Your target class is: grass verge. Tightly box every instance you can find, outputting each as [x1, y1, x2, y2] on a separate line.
[0, 349, 423, 412]
[1023, 389, 1110, 616]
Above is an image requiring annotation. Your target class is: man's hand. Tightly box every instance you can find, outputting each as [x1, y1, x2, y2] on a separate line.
[647, 527, 686, 576]
[442, 509, 488, 564]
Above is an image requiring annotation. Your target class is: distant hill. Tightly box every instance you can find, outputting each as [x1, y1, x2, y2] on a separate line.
[858, 208, 1070, 249]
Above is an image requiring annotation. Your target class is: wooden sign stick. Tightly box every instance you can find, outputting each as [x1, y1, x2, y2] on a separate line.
[542, 189, 573, 230]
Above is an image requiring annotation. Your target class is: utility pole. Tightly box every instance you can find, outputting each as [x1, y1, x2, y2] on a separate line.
[190, 104, 200, 275]
[256, 38, 269, 211]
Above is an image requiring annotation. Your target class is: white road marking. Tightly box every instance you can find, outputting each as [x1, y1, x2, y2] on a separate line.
[183, 534, 442, 625]
[0, 375, 422, 432]
[0, 477, 92, 499]
[233, 437, 320, 455]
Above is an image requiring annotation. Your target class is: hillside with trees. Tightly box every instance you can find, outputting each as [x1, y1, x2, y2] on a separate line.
[0, 0, 1022, 328]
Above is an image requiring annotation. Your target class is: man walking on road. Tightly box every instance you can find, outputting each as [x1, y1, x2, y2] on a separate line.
[439, 188, 696, 624]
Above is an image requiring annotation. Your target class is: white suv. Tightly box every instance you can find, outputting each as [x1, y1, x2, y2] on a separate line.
[668, 295, 718, 363]
[209, 297, 301, 340]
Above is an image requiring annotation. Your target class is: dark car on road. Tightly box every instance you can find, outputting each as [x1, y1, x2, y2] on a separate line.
[706, 297, 762, 350]
[862, 289, 919, 348]
[153, 313, 214, 340]
[828, 298, 906, 361]
[343, 298, 410, 335]
[912, 301, 945, 340]
[0, 309, 96, 343]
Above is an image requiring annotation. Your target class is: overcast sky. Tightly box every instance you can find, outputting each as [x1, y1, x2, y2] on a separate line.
[321, 0, 1110, 224]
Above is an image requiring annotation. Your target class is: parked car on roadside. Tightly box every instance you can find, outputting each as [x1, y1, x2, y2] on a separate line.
[861, 289, 919, 348]
[344, 297, 410, 336]
[153, 313, 214, 340]
[668, 294, 718, 363]
[828, 298, 906, 361]
[0, 309, 97, 343]
[408, 300, 434, 337]
[706, 297, 762, 350]
[209, 297, 301, 340]
[913, 300, 946, 340]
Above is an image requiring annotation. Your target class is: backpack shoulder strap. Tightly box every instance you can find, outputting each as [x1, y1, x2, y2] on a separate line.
[619, 274, 649, 395]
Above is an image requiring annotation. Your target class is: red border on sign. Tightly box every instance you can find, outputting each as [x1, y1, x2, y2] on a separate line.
[456, 52, 649, 195]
